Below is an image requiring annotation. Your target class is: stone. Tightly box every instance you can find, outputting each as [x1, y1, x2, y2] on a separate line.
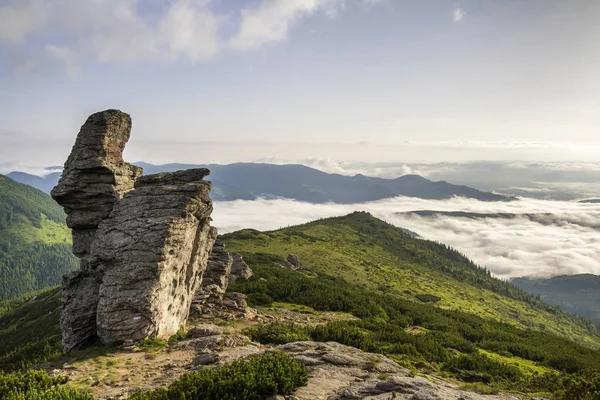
[274, 341, 519, 400]
[52, 109, 216, 351]
[275, 254, 317, 276]
[52, 110, 142, 352]
[51, 110, 142, 265]
[203, 240, 232, 293]
[229, 252, 253, 282]
[92, 170, 217, 344]
[191, 353, 219, 366]
[190, 242, 255, 321]
[187, 324, 225, 338]
[287, 254, 300, 267]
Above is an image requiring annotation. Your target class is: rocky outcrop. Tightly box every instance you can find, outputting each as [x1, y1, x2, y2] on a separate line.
[51, 110, 142, 266]
[275, 341, 519, 400]
[190, 241, 255, 321]
[229, 252, 253, 282]
[52, 110, 216, 352]
[93, 170, 216, 343]
[276, 254, 317, 276]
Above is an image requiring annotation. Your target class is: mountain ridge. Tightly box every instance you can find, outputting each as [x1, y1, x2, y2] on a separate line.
[8, 162, 511, 203]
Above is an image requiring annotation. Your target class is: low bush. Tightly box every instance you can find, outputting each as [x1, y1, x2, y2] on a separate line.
[129, 352, 307, 400]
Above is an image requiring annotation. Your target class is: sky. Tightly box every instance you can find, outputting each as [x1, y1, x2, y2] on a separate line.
[2, 0, 600, 171]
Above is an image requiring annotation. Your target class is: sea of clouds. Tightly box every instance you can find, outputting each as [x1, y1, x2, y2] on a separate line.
[212, 196, 600, 280]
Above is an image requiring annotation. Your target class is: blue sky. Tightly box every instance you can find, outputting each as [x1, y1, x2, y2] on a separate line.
[1, 0, 599, 171]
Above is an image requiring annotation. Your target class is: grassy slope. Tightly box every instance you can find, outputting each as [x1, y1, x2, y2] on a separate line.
[222, 212, 600, 348]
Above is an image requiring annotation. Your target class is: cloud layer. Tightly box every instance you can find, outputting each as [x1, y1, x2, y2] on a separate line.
[211, 196, 600, 279]
[0, 0, 383, 76]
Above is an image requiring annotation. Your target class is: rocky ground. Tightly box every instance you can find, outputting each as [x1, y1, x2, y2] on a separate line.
[38, 306, 527, 400]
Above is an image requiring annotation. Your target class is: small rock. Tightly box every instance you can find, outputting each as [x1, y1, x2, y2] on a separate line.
[191, 353, 219, 366]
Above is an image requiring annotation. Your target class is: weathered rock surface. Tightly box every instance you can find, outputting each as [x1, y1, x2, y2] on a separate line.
[93, 170, 217, 344]
[229, 252, 253, 282]
[52, 110, 216, 351]
[276, 254, 317, 276]
[190, 241, 255, 321]
[275, 341, 520, 400]
[197, 239, 232, 297]
[51, 110, 142, 265]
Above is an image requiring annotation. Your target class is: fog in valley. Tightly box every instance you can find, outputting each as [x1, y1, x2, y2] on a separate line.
[212, 195, 600, 280]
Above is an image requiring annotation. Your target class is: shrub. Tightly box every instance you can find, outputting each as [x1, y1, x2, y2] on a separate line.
[246, 293, 274, 306]
[415, 294, 441, 303]
[0, 370, 92, 400]
[130, 352, 307, 400]
[245, 323, 311, 344]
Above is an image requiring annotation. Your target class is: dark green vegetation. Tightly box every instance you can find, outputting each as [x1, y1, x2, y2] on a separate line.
[0, 175, 77, 300]
[224, 212, 600, 346]
[513, 274, 600, 323]
[231, 252, 600, 397]
[129, 352, 307, 400]
[0, 287, 62, 371]
[0, 370, 92, 400]
[10, 162, 510, 203]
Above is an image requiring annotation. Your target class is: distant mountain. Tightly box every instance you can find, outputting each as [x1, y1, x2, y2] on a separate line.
[0, 175, 78, 300]
[512, 274, 600, 322]
[9, 162, 511, 203]
[6, 171, 61, 194]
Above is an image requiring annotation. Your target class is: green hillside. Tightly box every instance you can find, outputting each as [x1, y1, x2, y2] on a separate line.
[0, 175, 77, 300]
[222, 211, 600, 347]
[2, 213, 600, 398]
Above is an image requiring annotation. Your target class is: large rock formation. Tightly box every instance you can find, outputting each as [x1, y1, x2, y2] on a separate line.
[52, 110, 216, 351]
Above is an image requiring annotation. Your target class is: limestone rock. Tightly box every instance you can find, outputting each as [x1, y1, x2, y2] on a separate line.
[92, 170, 216, 344]
[229, 252, 253, 282]
[52, 110, 216, 351]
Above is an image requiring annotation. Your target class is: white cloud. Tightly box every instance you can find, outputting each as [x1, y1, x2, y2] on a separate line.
[211, 196, 600, 279]
[0, 2, 46, 44]
[1, 0, 223, 75]
[453, 7, 465, 23]
[229, 0, 345, 51]
[158, 0, 222, 62]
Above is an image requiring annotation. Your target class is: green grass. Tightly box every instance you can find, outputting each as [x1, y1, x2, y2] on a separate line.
[222, 212, 600, 347]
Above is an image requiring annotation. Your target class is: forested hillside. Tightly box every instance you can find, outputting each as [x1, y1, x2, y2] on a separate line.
[513, 274, 600, 322]
[0, 175, 77, 300]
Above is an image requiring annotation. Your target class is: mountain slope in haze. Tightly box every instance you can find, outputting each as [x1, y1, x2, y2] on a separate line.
[0, 175, 77, 300]
[9, 162, 510, 203]
[222, 212, 600, 347]
[512, 274, 600, 322]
